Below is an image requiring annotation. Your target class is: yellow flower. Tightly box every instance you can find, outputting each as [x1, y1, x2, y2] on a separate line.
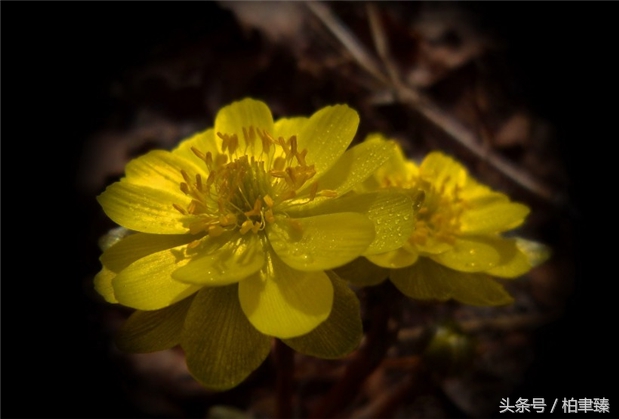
[94, 99, 415, 389]
[338, 134, 549, 306]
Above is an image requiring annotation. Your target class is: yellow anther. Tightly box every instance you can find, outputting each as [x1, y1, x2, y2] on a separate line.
[191, 147, 205, 161]
[251, 221, 261, 234]
[309, 182, 319, 201]
[288, 218, 303, 232]
[289, 135, 298, 155]
[187, 239, 201, 250]
[265, 208, 275, 223]
[240, 220, 253, 235]
[181, 170, 192, 184]
[228, 134, 239, 154]
[286, 166, 297, 184]
[258, 129, 274, 154]
[219, 213, 237, 227]
[180, 182, 190, 194]
[264, 195, 274, 208]
[208, 225, 225, 237]
[273, 156, 286, 171]
[195, 174, 203, 192]
[269, 169, 286, 179]
[244, 198, 262, 217]
[280, 190, 296, 201]
[215, 153, 228, 168]
[173, 203, 187, 215]
[278, 137, 290, 157]
[206, 170, 216, 187]
[205, 151, 213, 167]
[295, 149, 308, 166]
[319, 190, 338, 198]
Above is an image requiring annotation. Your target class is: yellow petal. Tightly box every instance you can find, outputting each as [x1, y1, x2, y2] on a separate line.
[283, 272, 362, 358]
[100, 233, 192, 273]
[112, 243, 201, 310]
[429, 236, 505, 272]
[115, 295, 194, 353]
[419, 152, 467, 192]
[274, 116, 309, 137]
[267, 213, 375, 271]
[181, 285, 271, 391]
[297, 104, 359, 176]
[298, 138, 399, 197]
[97, 182, 192, 234]
[487, 237, 550, 278]
[214, 98, 274, 157]
[94, 266, 118, 303]
[172, 128, 222, 163]
[172, 233, 265, 285]
[515, 237, 551, 267]
[270, 116, 309, 162]
[460, 196, 530, 234]
[364, 133, 418, 189]
[238, 251, 334, 338]
[366, 247, 419, 269]
[285, 191, 415, 255]
[333, 256, 389, 287]
[390, 258, 514, 306]
[123, 149, 203, 189]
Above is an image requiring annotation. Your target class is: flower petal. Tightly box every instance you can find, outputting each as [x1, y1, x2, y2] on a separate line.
[100, 233, 192, 273]
[112, 243, 201, 310]
[334, 257, 389, 287]
[115, 295, 194, 353]
[273, 117, 309, 140]
[94, 267, 118, 303]
[366, 247, 419, 269]
[515, 237, 551, 267]
[429, 236, 505, 272]
[297, 104, 359, 177]
[486, 237, 550, 278]
[238, 251, 334, 338]
[267, 213, 375, 271]
[460, 195, 530, 234]
[298, 137, 398, 197]
[284, 191, 415, 255]
[172, 233, 265, 285]
[172, 128, 221, 163]
[419, 152, 467, 192]
[362, 133, 419, 191]
[123, 149, 203, 189]
[181, 285, 271, 391]
[214, 98, 274, 157]
[283, 272, 362, 358]
[97, 182, 192, 234]
[390, 258, 514, 306]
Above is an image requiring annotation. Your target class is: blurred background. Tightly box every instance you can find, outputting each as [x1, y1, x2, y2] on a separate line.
[5, 2, 615, 418]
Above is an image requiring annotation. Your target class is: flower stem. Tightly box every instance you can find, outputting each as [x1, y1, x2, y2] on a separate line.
[274, 339, 294, 419]
[309, 281, 402, 418]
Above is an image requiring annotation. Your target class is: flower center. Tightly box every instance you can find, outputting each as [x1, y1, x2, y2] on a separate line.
[410, 176, 465, 246]
[174, 126, 330, 237]
[380, 172, 465, 248]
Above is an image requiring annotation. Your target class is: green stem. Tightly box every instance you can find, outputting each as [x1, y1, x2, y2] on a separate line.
[274, 339, 294, 419]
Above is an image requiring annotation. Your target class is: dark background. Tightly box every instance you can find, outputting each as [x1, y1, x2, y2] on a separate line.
[3, 2, 615, 418]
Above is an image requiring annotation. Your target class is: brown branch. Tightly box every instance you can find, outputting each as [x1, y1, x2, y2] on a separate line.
[306, 1, 562, 205]
[308, 282, 402, 419]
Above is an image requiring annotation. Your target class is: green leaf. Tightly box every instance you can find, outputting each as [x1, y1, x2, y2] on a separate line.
[390, 258, 514, 306]
[181, 285, 271, 391]
[115, 296, 195, 353]
[283, 272, 363, 358]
